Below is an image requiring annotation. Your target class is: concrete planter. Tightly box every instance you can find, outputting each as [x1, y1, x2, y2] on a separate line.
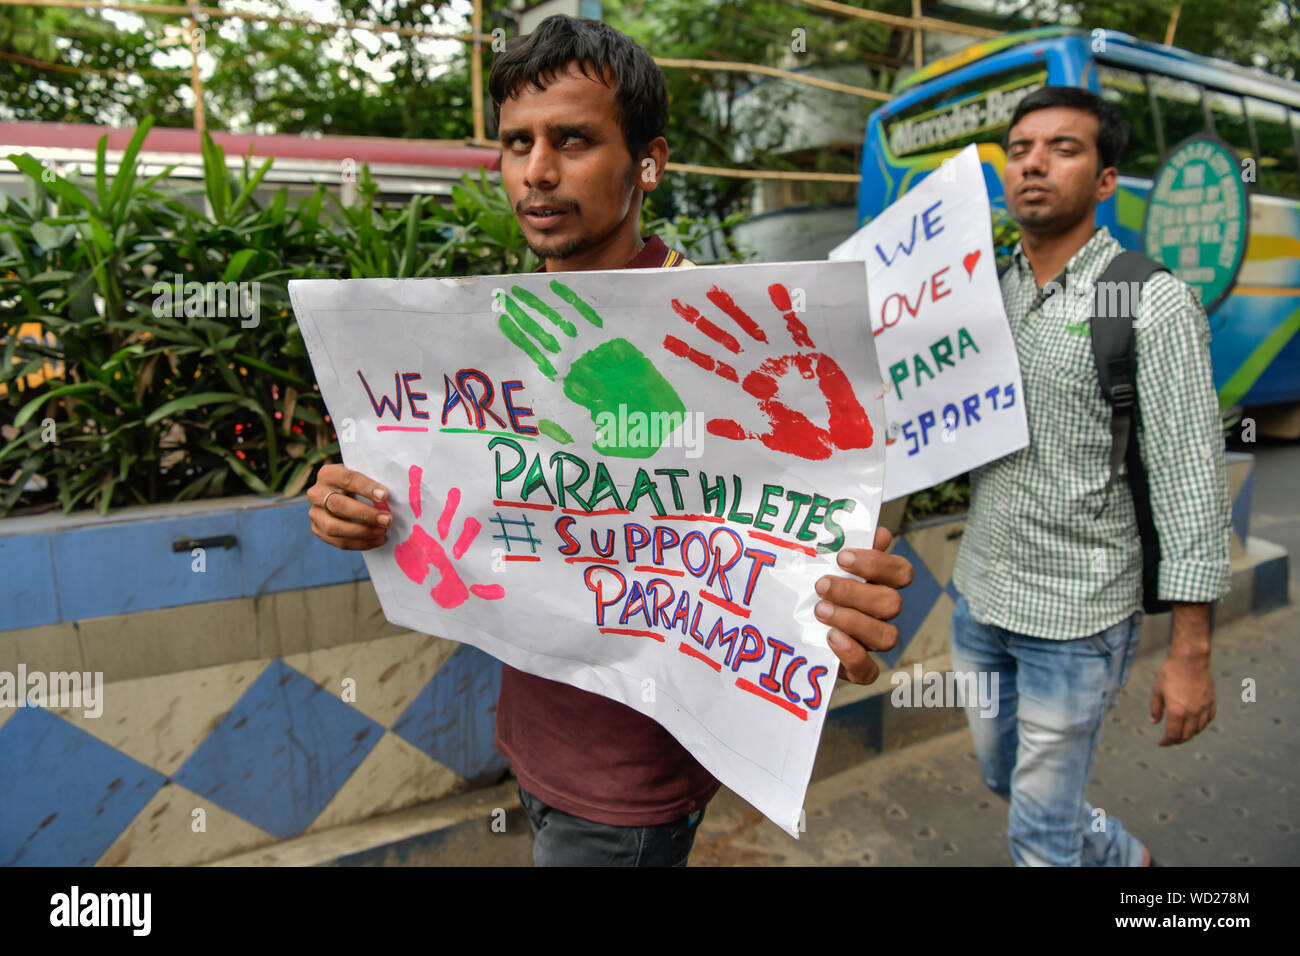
[1, 449, 1284, 865]
[0, 494, 506, 866]
[814, 510, 971, 778]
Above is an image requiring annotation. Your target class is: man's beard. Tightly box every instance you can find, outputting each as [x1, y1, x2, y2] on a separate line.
[1012, 204, 1072, 237]
[1013, 203, 1080, 237]
[520, 165, 640, 261]
[524, 215, 624, 261]
[1009, 181, 1093, 238]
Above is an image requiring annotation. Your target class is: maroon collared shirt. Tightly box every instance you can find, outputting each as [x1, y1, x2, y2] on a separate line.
[494, 235, 721, 826]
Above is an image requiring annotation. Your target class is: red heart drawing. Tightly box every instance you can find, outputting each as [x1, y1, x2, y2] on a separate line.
[963, 250, 981, 278]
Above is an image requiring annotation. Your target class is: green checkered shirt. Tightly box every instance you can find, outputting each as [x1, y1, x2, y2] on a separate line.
[952, 226, 1231, 639]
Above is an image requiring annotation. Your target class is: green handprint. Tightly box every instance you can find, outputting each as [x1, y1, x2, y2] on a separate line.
[496, 279, 686, 458]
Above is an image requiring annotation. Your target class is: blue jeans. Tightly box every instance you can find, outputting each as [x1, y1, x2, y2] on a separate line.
[949, 594, 1145, 867]
[516, 784, 706, 867]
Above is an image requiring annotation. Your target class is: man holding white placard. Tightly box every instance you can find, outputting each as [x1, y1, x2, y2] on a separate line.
[303, 15, 913, 867]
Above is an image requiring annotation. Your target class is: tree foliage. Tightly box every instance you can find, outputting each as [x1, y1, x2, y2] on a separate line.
[0, 120, 538, 515]
[605, 0, 1296, 221]
[0, 0, 1294, 218]
[1025, 0, 1299, 80]
[0, 1, 488, 139]
[605, 0, 902, 226]
[0, 2, 190, 126]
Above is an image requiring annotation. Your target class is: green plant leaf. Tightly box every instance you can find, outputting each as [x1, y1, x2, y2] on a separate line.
[198, 440, 271, 494]
[144, 391, 250, 426]
[95, 136, 108, 209]
[13, 382, 123, 428]
[30, 221, 63, 251]
[401, 194, 421, 277]
[85, 217, 114, 256]
[105, 117, 155, 218]
[229, 352, 313, 389]
[200, 132, 229, 222]
[280, 459, 315, 498]
[222, 248, 259, 283]
[229, 156, 274, 218]
[174, 468, 224, 501]
[7, 154, 93, 213]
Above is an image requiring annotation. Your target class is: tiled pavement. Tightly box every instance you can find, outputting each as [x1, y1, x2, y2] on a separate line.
[690, 602, 1299, 866]
[210, 600, 1297, 867]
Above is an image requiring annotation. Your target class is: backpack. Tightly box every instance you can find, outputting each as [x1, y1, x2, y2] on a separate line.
[1089, 250, 1172, 615]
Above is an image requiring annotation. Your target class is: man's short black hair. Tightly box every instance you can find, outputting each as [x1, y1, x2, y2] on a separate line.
[1004, 86, 1130, 172]
[488, 14, 668, 159]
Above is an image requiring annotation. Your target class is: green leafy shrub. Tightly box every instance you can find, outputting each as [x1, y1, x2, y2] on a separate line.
[901, 475, 970, 525]
[0, 120, 540, 516]
[992, 206, 1021, 275]
[0, 120, 742, 517]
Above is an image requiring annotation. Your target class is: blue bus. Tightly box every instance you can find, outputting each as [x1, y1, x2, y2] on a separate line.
[858, 27, 1300, 425]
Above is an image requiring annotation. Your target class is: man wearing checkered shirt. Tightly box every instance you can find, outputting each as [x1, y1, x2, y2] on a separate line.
[949, 86, 1231, 867]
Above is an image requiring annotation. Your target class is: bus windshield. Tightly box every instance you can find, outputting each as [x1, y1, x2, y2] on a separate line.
[857, 28, 1300, 418]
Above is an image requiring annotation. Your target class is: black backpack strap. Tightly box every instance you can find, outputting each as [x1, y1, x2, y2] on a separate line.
[1089, 250, 1171, 614]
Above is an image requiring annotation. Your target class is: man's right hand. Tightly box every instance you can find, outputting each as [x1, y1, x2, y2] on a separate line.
[308, 463, 391, 550]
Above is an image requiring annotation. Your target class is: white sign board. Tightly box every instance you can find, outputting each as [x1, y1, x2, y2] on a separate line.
[830, 144, 1028, 500]
[289, 260, 885, 836]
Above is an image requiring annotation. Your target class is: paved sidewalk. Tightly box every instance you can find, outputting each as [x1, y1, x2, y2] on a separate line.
[690, 602, 1300, 866]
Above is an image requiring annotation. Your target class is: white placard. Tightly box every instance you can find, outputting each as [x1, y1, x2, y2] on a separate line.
[289, 259, 885, 836]
[830, 144, 1028, 500]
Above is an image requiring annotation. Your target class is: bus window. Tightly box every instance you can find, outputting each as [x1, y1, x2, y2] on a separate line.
[882, 64, 1046, 159]
[1245, 98, 1299, 197]
[1205, 89, 1256, 162]
[1150, 74, 1205, 152]
[1098, 65, 1159, 177]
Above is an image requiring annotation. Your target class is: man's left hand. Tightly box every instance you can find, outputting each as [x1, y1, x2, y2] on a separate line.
[1150, 653, 1216, 746]
[815, 526, 914, 685]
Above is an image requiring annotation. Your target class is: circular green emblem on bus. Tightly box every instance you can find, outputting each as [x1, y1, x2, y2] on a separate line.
[1142, 134, 1250, 315]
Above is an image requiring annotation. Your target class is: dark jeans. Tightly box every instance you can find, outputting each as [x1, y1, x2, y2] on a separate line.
[516, 784, 706, 867]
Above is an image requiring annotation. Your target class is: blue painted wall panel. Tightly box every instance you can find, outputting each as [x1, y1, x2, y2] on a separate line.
[392, 645, 507, 782]
[876, 536, 940, 670]
[0, 533, 57, 630]
[172, 659, 383, 839]
[240, 501, 369, 597]
[0, 707, 165, 865]
[52, 513, 244, 620]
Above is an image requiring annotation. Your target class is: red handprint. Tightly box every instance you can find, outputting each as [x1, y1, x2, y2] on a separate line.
[663, 282, 874, 460]
[392, 464, 504, 609]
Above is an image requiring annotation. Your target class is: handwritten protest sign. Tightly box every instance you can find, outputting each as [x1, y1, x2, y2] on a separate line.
[829, 144, 1028, 500]
[288, 260, 884, 836]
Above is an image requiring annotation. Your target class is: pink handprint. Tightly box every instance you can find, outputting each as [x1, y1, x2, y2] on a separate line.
[393, 464, 504, 609]
[663, 282, 874, 461]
